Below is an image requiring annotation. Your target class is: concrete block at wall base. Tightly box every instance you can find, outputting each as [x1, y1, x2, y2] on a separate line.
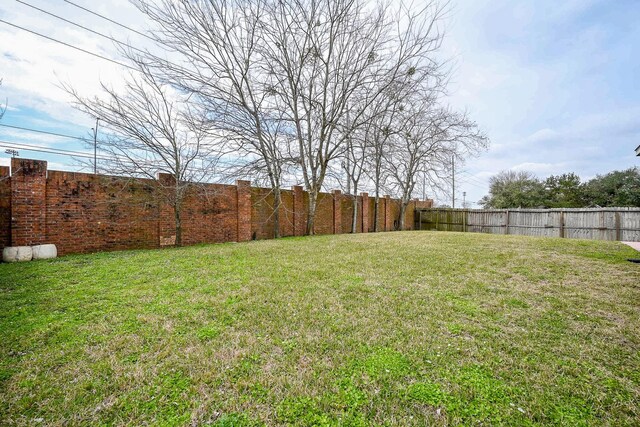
[2, 246, 33, 263]
[32, 244, 57, 260]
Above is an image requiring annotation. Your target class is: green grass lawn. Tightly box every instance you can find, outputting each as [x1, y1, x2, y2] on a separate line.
[1, 232, 639, 426]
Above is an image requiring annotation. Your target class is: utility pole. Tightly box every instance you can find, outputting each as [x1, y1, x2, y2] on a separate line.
[463, 191, 466, 208]
[4, 149, 19, 158]
[92, 117, 100, 174]
[422, 173, 426, 201]
[451, 156, 455, 208]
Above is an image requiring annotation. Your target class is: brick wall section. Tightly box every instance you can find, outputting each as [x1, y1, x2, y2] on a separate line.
[3, 158, 433, 256]
[0, 166, 10, 250]
[339, 194, 354, 234]
[46, 170, 159, 255]
[180, 183, 239, 245]
[236, 180, 252, 242]
[157, 173, 177, 246]
[11, 158, 47, 246]
[280, 190, 294, 237]
[384, 195, 393, 231]
[361, 193, 369, 233]
[333, 190, 342, 234]
[389, 199, 402, 230]
[314, 192, 334, 235]
[250, 187, 295, 239]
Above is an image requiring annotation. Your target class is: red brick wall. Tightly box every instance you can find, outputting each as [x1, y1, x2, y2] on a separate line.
[250, 187, 295, 240]
[46, 170, 159, 255]
[313, 192, 334, 235]
[185, 183, 239, 245]
[11, 158, 47, 247]
[340, 194, 354, 234]
[0, 166, 10, 250]
[3, 158, 433, 256]
[361, 193, 369, 233]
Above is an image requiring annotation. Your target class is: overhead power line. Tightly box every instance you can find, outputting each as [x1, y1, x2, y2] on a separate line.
[459, 171, 487, 186]
[0, 18, 138, 71]
[16, 0, 148, 56]
[0, 123, 91, 142]
[0, 139, 249, 167]
[15, 0, 193, 78]
[0, 141, 243, 176]
[62, 0, 156, 42]
[0, 140, 110, 159]
[457, 178, 486, 190]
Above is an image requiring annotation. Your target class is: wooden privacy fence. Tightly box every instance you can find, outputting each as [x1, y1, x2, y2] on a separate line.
[415, 207, 640, 242]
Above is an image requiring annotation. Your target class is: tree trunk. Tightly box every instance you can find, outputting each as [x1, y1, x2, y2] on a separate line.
[174, 202, 182, 247]
[350, 195, 358, 234]
[307, 190, 318, 235]
[373, 192, 380, 232]
[398, 201, 407, 231]
[273, 186, 281, 238]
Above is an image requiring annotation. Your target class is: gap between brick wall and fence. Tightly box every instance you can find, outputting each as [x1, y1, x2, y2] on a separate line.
[0, 158, 433, 256]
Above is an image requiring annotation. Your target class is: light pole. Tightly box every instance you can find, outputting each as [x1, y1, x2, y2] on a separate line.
[92, 117, 100, 174]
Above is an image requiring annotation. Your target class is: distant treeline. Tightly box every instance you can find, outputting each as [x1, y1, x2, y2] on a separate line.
[480, 167, 640, 209]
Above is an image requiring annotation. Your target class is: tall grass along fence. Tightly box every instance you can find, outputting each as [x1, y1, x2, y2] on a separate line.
[415, 207, 640, 242]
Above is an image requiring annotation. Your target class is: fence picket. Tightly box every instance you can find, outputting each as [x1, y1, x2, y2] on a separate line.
[416, 207, 640, 242]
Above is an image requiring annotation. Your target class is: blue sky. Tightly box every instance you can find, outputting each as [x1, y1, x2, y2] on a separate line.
[441, 0, 640, 205]
[1, 0, 639, 206]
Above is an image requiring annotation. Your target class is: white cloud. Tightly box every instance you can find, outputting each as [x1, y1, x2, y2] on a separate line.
[1, 0, 639, 210]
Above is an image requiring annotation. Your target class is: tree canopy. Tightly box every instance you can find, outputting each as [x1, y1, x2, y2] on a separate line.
[480, 168, 640, 208]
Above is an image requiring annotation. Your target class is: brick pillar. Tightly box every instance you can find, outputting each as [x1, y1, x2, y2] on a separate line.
[236, 180, 252, 241]
[157, 173, 176, 246]
[333, 190, 342, 234]
[0, 166, 11, 249]
[360, 192, 369, 233]
[11, 158, 47, 246]
[292, 185, 305, 236]
[384, 195, 392, 231]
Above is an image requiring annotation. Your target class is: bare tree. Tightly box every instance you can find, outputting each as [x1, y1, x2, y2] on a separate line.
[64, 61, 215, 246]
[385, 104, 488, 230]
[264, 0, 448, 234]
[364, 90, 407, 231]
[343, 92, 400, 233]
[134, 0, 293, 238]
[341, 110, 367, 233]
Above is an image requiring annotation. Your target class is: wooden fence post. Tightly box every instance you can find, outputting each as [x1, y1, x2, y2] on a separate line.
[559, 211, 565, 238]
[504, 210, 509, 235]
[615, 211, 621, 241]
[462, 209, 466, 232]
